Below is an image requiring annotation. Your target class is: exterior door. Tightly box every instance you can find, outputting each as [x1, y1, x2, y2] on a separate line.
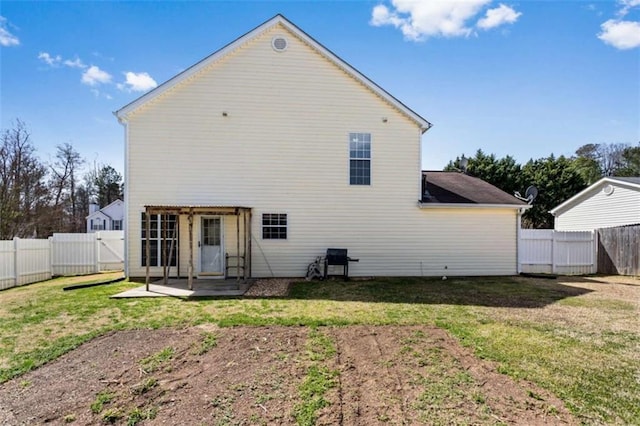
[200, 217, 223, 276]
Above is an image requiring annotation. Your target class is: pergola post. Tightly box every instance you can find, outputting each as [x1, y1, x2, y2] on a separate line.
[162, 214, 168, 285]
[247, 210, 252, 279]
[145, 209, 151, 292]
[188, 209, 194, 290]
[236, 209, 240, 283]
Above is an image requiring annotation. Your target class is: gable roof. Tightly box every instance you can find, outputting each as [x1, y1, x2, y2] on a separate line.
[550, 176, 640, 215]
[608, 176, 640, 185]
[86, 199, 123, 220]
[421, 171, 527, 208]
[114, 14, 431, 132]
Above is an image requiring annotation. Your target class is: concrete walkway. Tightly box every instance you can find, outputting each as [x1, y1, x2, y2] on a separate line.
[111, 279, 251, 298]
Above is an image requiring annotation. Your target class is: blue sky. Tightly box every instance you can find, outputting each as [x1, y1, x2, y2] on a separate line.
[1, 0, 639, 176]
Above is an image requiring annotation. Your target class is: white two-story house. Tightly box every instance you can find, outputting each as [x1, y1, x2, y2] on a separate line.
[86, 199, 124, 233]
[116, 15, 526, 283]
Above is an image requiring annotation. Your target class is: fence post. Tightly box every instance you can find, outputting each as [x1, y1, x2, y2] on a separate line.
[13, 237, 19, 287]
[592, 230, 598, 274]
[551, 231, 556, 274]
[94, 232, 100, 273]
[48, 236, 54, 276]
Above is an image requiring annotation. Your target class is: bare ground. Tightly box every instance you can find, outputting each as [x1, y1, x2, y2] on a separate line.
[0, 325, 575, 425]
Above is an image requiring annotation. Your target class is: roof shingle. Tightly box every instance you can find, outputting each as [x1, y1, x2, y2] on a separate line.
[422, 171, 526, 205]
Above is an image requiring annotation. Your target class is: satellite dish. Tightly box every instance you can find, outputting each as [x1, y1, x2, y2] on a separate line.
[525, 186, 538, 203]
[514, 185, 538, 204]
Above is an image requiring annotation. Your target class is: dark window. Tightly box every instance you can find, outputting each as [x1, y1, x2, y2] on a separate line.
[262, 213, 287, 239]
[349, 132, 371, 185]
[141, 213, 178, 266]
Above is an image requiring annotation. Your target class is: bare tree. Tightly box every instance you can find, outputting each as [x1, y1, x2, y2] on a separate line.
[49, 143, 85, 232]
[575, 143, 629, 177]
[0, 120, 50, 238]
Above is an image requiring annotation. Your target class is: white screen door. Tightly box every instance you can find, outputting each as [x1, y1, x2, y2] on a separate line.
[200, 217, 223, 275]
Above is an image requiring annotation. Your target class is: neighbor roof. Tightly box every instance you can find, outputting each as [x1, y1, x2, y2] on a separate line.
[550, 176, 640, 215]
[421, 171, 526, 207]
[85, 199, 123, 220]
[607, 176, 640, 185]
[115, 14, 431, 132]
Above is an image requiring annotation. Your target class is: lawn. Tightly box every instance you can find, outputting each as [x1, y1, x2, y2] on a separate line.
[0, 273, 638, 424]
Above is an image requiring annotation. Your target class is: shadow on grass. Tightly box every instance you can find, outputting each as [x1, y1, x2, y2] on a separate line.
[283, 276, 593, 308]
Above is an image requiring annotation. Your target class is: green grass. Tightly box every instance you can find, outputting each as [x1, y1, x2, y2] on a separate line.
[293, 329, 339, 426]
[139, 347, 175, 373]
[131, 377, 158, 395]
[91, 389, 116, 414]
[0, 273, 638, 424]
[126, 406, 157, 426]
[191, 331, 218, 355]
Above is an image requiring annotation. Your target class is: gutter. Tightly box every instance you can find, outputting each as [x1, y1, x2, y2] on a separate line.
[418, 202, 531, 210]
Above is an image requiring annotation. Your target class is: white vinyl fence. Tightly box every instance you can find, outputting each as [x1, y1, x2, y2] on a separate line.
[0, 231, 124, 290]
[519, 229, 597, 275]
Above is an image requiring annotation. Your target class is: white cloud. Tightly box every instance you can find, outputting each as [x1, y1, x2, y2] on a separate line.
[477, 4, 522, 30]
[39, 52, 87, 69]
[618, 0, 640, 17]
[81, 65, 112, 86]
[370, 0, 521, 41]
[598, 19, 640, 49]
[121, 71, 157, 92]
[38, 52, 62, 66]
[0, 16, 20, 47]
[63, 58, 86, 68]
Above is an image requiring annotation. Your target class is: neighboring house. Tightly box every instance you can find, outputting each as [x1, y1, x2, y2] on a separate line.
[115, 15, 528, 281]
[86, 199, 125, 233]
[550, 177, 640, 231]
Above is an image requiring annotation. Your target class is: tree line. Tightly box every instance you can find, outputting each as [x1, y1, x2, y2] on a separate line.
[0, 120, 123, 239]
[445, 143, 640, 229]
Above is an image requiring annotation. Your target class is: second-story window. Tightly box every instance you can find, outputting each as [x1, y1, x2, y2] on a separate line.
[349, 132, 371, 185]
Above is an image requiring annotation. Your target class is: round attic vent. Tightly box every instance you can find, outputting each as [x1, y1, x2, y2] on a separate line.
[603, 184, 614, 196]
[271, 36, 288, 52]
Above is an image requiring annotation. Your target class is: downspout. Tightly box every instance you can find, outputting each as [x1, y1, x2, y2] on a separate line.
[516, 207, 525, 274]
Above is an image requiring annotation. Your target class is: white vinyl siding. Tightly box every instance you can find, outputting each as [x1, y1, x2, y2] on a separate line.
[554, 183, 640, 231]
[123, 23, 518, 278]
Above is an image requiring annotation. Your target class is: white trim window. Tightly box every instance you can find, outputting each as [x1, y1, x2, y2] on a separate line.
[349, 132, 371, 185]
[141, 213, 179, 266]
[91, 219, 106, 231]
[112, 220, 123, 230]
[262, 213, 287, 239]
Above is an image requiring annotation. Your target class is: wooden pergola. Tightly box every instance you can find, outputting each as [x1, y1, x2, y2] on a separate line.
[143, 205, 252, 291]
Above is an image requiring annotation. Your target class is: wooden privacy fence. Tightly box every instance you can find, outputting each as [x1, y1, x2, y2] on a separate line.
[0, 231, 124, 290]
[598, 225, 640, 276]
[519, 229, 597, 275]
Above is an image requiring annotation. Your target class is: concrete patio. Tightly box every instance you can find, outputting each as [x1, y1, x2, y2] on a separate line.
[111, 278, 252, 298]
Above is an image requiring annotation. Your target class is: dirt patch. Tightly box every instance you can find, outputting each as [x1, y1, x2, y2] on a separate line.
[0, 326, 575, 425]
